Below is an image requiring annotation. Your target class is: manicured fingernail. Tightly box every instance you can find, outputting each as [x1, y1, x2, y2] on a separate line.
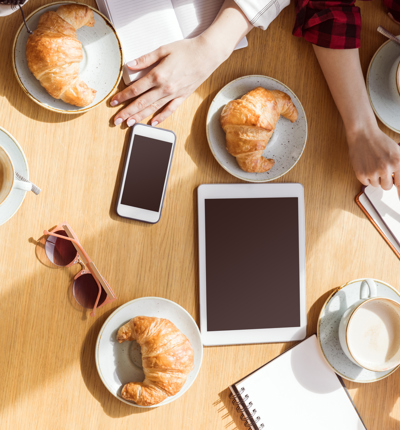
[152, 121, 158, 127]
[114, 118, 122, 126]
[110, 100, 118, 106]
[127, 60, 137, 67]
[127, 118, 136, 127]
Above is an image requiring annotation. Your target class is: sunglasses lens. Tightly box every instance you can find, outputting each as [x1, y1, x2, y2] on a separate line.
[45, 230, 76, 266]
[73, 274, 107, 309]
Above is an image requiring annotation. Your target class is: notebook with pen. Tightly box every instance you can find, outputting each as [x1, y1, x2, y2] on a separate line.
[356, 185, 400, 259]
[229, 335, 366, 430]
[95, 0, 248, 85]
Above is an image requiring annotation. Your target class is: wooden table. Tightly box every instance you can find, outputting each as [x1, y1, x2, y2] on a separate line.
[1, 1, 400, 429]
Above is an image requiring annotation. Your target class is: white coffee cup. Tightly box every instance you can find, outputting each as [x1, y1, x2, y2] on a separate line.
[0, 145, 32, 206]
[339, 279, 400, 372]
[0, 1, 30, 17]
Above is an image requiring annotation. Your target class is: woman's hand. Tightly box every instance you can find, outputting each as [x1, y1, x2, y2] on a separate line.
[111, 36, 226, 127]
[110, 0, 253, 127]
[347, 126, 400, 193]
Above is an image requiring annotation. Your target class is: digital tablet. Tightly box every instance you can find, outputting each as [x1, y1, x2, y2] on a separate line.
[197, 183, 306, 346]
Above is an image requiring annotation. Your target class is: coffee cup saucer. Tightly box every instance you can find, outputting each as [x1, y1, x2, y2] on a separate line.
[367, 38, 400, 133]
[0, 127, 29, 225]
[318, 278, 400, 383]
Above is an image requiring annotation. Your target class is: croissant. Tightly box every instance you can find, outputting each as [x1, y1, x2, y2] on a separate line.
[220, 87, 298, 173]
[117, 316, 195, 406]
[26, 5, 96, 107]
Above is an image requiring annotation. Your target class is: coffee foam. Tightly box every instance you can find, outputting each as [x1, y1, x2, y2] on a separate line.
[347, 299, 400, 369]
[0, 147, 14, 204]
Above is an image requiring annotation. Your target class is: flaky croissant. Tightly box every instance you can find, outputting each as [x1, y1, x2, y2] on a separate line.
[220, 87, 298, 173]
[26, 5, 96, 107]
[117, 316, 195, 406]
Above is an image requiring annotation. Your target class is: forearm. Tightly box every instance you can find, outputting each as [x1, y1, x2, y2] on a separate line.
[313, 45, 400, 192]
[199, 0, 253, 63]
[312, 45, 378, 136]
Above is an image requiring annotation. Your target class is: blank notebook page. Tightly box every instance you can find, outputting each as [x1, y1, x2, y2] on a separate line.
[172, 0, 224, 38]
[358, 193, 400, 255]
[103, 0, 182, 62]
[364, 185, 400, 246]
[232, 336, 365, 429]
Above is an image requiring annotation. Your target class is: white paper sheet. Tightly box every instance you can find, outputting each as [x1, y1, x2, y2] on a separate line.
[364, 185, 400, 247]
[230, 336, 365, 429]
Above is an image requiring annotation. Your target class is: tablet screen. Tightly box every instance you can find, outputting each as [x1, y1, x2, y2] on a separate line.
[205, 197, 300, 331]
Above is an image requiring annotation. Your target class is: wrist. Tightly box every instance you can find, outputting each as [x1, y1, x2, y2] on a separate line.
[344, 115, 379, 145]
[198, 31, 235, 64]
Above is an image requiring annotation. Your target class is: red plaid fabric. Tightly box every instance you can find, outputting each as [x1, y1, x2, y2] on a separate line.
[293, 0, 400, 48]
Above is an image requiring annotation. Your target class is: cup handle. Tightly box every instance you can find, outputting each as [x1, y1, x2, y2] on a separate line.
[14, 179, 32, 192]
[360, 278, 378, 299]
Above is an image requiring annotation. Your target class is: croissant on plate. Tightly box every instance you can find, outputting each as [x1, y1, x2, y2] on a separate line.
[26, 4, 96, 107]
[117, 316, 195, 406]
[220, 87, 298, 173]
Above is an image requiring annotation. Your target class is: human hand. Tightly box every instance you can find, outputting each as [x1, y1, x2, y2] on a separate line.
[111, 36, 228, 127]
[347, 126, 400, 195]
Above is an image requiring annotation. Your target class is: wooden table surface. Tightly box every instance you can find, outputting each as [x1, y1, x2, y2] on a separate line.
[1, 1, 400, 429]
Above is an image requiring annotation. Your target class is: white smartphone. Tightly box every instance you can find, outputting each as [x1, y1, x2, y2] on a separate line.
[116, 123, 176, 223]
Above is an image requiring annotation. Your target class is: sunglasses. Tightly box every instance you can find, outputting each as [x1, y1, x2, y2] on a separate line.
[43, 222, 116, 317]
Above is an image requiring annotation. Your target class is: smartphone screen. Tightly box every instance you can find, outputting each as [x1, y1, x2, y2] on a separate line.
[121, 135, 173, 212]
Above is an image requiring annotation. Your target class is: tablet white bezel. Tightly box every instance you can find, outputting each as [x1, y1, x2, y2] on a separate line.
[197, 183, 307, 346]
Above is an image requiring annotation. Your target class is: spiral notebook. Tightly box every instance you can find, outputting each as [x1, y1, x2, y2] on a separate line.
[95, 0, 248, 84]
[229, 336, 366, 430]
[356, 185, 400, 260]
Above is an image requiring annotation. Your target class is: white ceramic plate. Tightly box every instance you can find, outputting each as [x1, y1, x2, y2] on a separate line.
[95, 297, 203, 407]
[318, 278, 400, 383]
[367, 39, 400, 133]
[206, 75, 307, 183]
[0, 127, 29, 226]
[12, 1, 123, 113]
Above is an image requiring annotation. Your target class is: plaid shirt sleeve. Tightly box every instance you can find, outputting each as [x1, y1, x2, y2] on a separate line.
[383, 0, 400, 21]
[292, 0, 363, 49]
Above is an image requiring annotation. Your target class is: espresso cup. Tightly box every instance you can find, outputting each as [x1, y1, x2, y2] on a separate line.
[0, 145, 32, 206]
[388, 57, 400, 101]
[339, 279, 400, 372]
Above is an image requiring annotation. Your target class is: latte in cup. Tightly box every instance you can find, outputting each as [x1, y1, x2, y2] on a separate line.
[0, 146, 15, 205]
[0, 145, 32, 206]
[346, 298, 400, 372]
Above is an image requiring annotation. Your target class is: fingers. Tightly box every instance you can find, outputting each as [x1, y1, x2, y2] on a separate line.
[114, 87, 166, 125]
[395, 171, 400, 198]
[357, 174, 371, 187]
[151, 97, 185, 125]
[125, 96, 173, 127]
[126, 46, 167, 71]
[380, 170, 394, 190]
[111, 74, 155, 109]
[368, 175, 380, 188]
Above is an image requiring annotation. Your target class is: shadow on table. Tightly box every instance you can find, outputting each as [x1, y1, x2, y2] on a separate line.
[215, 387, 247, 430]
[184, 89, 220, 171]
[80, 310, 152, 418]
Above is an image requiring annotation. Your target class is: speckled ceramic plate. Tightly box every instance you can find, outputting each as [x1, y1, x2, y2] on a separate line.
[0, 127, 29, 226]
[206, 75, 307, 183]
[95, 297, 203, 408]
[367, 39, 400, 133]
[12, 1, 123, 113]
[318, 278, 400, 383]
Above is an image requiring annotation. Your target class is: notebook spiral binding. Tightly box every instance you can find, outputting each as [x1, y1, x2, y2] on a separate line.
[229, 388, 265, 429]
